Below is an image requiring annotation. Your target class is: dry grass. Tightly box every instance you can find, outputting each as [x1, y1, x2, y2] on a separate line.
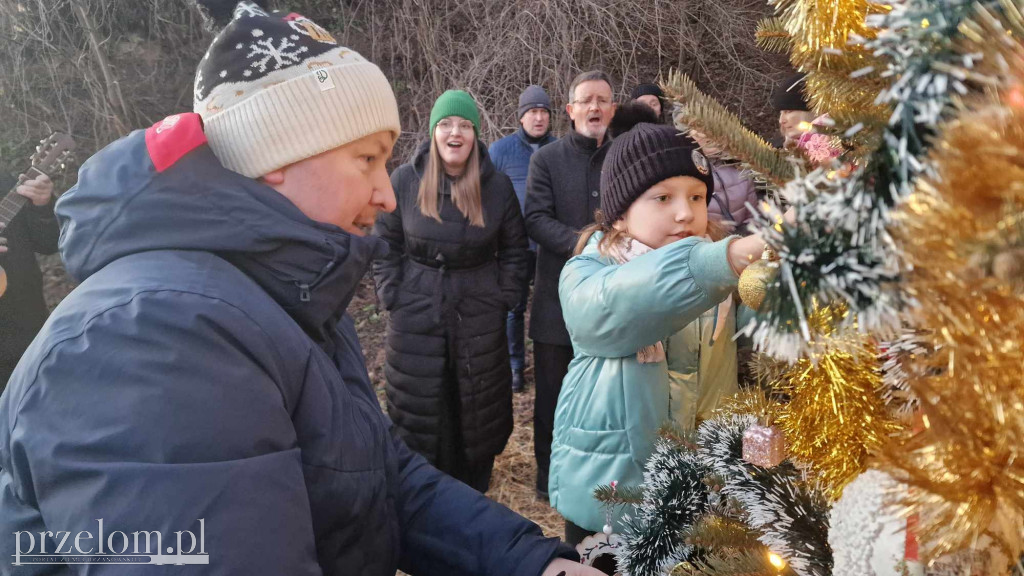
[489, 377, 564, 537]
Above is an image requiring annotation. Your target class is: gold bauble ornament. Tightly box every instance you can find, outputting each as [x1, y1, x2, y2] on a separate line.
[738, 250, 778, 311]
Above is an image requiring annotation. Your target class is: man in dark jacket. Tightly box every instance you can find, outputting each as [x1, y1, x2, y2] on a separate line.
[0, 3, 597, 575]
[0, 172, 57, 392]
[489, 84, 557, 393]
[524, 70, 613, 500]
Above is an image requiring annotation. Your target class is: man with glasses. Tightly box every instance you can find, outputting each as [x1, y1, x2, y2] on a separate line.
[524, 70, 614, 501]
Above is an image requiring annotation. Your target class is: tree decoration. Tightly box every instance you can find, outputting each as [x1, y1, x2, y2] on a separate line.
[878, 330, 931, 420]
[742, 185, 903, 359]
[698, 414, 833, 576]
[664, 70, 795, 187]
[738, 246, 780, 312]
[742, 424, 787, 468]
[879, 4, 1024, 558]
[771, 0, 876, 66]
[617, 438, 712, 576]
[862, 0, 978, 204]
[773, 328, 904, 498]
[828, 469, 911, 576]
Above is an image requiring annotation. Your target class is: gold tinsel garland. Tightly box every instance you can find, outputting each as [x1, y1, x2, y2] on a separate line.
[879, 5, 1024, 558]
[773, 0, 887, 74]
[804, 68, 890, 131]
[774, 329, 903, 499]
[772, 0, 891, 132]
[772, 0, 875, 58]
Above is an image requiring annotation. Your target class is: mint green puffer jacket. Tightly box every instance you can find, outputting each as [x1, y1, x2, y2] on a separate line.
[549, 234, 742, 532]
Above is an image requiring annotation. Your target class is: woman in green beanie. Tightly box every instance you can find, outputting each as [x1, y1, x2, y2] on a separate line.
[373, 90, 530, 492]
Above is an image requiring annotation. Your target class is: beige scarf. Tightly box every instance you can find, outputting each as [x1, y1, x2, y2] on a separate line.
[609, 237, 733, 364]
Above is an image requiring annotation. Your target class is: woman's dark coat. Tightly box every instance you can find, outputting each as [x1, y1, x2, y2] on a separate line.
[373, 140, 529, 465]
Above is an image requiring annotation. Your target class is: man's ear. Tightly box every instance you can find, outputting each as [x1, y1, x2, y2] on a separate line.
[261, 169, 285, 186]
[565, 102, 574, 118]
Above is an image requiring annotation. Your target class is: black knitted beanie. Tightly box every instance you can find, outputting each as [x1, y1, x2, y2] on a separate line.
[600, 110, 714, 223]
[771, 72, 810, 112]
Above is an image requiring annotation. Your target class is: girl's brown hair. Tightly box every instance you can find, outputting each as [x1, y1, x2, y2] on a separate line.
[417, 138, 485, 227]
[574, 210, 728, 256]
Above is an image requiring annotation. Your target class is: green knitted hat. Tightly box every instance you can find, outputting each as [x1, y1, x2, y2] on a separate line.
[429, 90, 480, 136]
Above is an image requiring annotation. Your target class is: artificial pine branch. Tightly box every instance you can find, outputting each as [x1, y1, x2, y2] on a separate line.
[755, 17, 791, 53]
[697, 414, 833, 576]
[685, 548, 797, 576]
[657, 425, 699, 450]
[663, 71, 794, 187]
[594, 484, 646, 506]
[617, 439, 711, 576]
[682, 515, 763, 551]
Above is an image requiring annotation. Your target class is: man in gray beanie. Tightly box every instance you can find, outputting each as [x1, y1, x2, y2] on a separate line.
[489, 84, 557, 394]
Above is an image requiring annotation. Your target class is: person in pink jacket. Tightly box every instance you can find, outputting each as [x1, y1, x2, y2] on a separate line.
[689, 129, 760, 235]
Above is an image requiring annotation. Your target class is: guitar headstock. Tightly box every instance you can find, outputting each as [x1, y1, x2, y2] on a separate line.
[29, 132, 76, 178]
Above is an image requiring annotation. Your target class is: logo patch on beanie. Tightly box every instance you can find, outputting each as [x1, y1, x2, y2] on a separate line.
[692, 150, 710, 175]
[314, 69, 336, 91]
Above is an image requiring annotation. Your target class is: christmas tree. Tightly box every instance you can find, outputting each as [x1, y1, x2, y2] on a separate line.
[600, 0, 1024, 573]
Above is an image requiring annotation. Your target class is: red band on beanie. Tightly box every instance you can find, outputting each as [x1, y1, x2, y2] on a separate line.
[145, 114, 208, 173]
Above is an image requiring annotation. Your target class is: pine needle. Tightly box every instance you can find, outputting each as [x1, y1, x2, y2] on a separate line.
[755, 17, 791, 53]
[594, 483, 645, 505]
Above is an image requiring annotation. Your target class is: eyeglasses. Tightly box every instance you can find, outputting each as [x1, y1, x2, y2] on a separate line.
[436, 119, 475, 135]
[571, 96, 613, 108]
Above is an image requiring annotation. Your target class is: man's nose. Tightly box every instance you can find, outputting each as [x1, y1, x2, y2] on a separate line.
[373, 171, 396, 213]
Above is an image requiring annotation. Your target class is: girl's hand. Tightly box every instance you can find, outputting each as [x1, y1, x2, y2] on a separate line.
[542, 557, 608, 576]
[727, 234, 767, 276]
[726, 207, 797, 275]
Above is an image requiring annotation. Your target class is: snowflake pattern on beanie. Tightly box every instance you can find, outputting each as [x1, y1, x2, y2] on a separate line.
[190, 0, 400, 178]
[194, 1, 364, 116]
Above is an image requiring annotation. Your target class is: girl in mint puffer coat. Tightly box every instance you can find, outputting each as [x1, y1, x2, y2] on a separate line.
[549, 111, 776, 554]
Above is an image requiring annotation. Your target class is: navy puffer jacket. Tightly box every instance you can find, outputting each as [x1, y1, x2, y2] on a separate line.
[0, 114, 573, 575]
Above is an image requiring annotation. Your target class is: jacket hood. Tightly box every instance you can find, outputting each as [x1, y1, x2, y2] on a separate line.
[56, 115, 386, 340]
[409, 138, 497, 185]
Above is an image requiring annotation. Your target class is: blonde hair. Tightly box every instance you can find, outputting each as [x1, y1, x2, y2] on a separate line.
[574, 210, 728, 257]
[418, 138, 485, 227]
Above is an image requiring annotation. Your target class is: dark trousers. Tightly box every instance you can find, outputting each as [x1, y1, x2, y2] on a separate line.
[564, 520, 617, 575]
[533, 341, 573, 494]
[505, 251, 534, 373]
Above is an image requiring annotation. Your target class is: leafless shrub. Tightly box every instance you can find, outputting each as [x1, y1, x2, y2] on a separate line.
[1, 0, 785, 177]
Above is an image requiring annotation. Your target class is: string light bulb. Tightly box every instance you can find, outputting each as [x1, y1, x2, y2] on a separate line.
[768, 552, 786, 569]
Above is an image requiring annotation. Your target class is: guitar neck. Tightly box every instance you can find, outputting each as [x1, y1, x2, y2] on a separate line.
[0, 183, 30, 228]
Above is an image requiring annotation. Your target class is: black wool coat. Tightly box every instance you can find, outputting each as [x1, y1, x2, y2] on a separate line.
[373, 140, 529, 465]
[523, 130, 610, 346]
